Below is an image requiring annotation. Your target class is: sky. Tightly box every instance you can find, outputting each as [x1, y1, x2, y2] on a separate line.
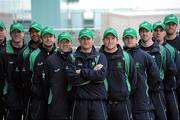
[70, 0, 180, 10]
[0, 0, 180, 12]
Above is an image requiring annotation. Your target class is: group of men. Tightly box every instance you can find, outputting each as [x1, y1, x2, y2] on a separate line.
[0, 13, 179, 120]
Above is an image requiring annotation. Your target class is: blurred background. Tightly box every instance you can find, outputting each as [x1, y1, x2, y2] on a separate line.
[0, 0, 180, 46]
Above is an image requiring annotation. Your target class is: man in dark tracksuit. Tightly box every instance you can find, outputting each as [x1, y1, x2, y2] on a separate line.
[0, 20, 7, 120]
[164, 14, 180, 51]
[13, 21, 42, 120]
[28, 26, 56, 120]
[153, 21, 180, 120]
[65, 28, 108, 120]
[139, 21, 177, 120]
[99, 27, 137, 120]
[44, 32, 73, 120]
[0, 22, 26, 120]
[164, 14, 180, 113]
[122, 27, 162, 120]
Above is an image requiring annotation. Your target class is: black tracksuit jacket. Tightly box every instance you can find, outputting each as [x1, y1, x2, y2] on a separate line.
[30, 44, 56, 100]
[65, 46, 108, 100]
[124, 46, 161, 113]
[12, 40, 41, 110]
[0, 40, 26, 109]
[44, 50, 72, 119]
[99, 45, 137, 101]
[139, 40, 177, 92]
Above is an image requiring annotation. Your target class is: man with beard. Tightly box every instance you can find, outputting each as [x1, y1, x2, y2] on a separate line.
[138, 21, 177, 120]
[164, 14, 180, 51]
[153, 21, 180, 119]
[0, 22, 26, 120]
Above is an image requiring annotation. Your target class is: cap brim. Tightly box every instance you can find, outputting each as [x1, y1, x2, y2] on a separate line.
[104, 32, 117, 38]
[164, 20, 177, 25]
[42, 32, 55, 37]
[139, 26, 151, 31]
[58, 37, 72, 42]
[10, 28, 23, 32]
[79, 34, 92, 39]
[0, 25, 5, 30]
[153, 25, 165, 30]
[123, 33, 136, 38]
[29, 27, 41, 32]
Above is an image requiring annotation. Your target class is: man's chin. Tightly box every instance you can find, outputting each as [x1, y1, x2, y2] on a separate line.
[32, 39, 40, 43]
[13, 40, 22, 44]
[44, 44, 53, 48]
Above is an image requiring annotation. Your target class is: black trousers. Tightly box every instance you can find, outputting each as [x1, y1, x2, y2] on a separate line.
[165, 90, 180, 120]
[26, 98, 47, 120]
[6, 109, 23, 120]
[0, 97, 6, 120]
[108, 99, 133, 120]
[70, 100, 107, 120]
[151, 91, 167, 120]
[133, 111, 155, 120]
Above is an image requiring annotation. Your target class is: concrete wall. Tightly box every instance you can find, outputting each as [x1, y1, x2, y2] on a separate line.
[101, 13, 180, 40]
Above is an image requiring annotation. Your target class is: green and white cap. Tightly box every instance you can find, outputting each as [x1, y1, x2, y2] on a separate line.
[58, 32, 73, 42]
[164, 14, 179, 25]
[139, 21, 153, 31]
[10, 22, 24, 32]
[103, 27, 118, 38]
[78, 28, 94, 39]
[123, 27, 137, 38]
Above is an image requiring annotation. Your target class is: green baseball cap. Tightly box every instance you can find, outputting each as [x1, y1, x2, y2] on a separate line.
[78, 28, 94, 39]
[139, 21, 153, 31]
[103, 27, 118, 38]
[0, 21, 6, 30]
[10, 22, 24, 32]
[29, 21, 42, 32]
[123, 27, 137, 38]
[164, 14, 179, 25]
[58, 32, 73, 42]
[153, 21, 165, 30]
[41, 26, 55, 37]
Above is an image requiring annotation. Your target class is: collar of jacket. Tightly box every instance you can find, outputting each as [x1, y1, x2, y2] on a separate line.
[28, 39, 41, 50]
[123, 44, 139, 52]
[139, 38, 160, 53]
[75, 45, 99, 59]
[57, 49, 72, 59]
[99, 44, 124, 60]
[39, 43, 56, 55]
[6, 40, 26, 54]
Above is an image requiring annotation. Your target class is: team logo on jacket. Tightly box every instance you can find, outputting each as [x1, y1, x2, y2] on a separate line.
[152, 55, 156, 59]
[135, 62, 141, 69]
[15, 67, 20, 72]
[116, 62, 122, 68]
[42, 71, 45, 78]
[91, 61, 96, 68]
[77, 63, 83, 66]
[54, 68, 60, 72]
[65, 66, 69, 69]
[9, 61, 13, 64]
[37, 62, 43, 66]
